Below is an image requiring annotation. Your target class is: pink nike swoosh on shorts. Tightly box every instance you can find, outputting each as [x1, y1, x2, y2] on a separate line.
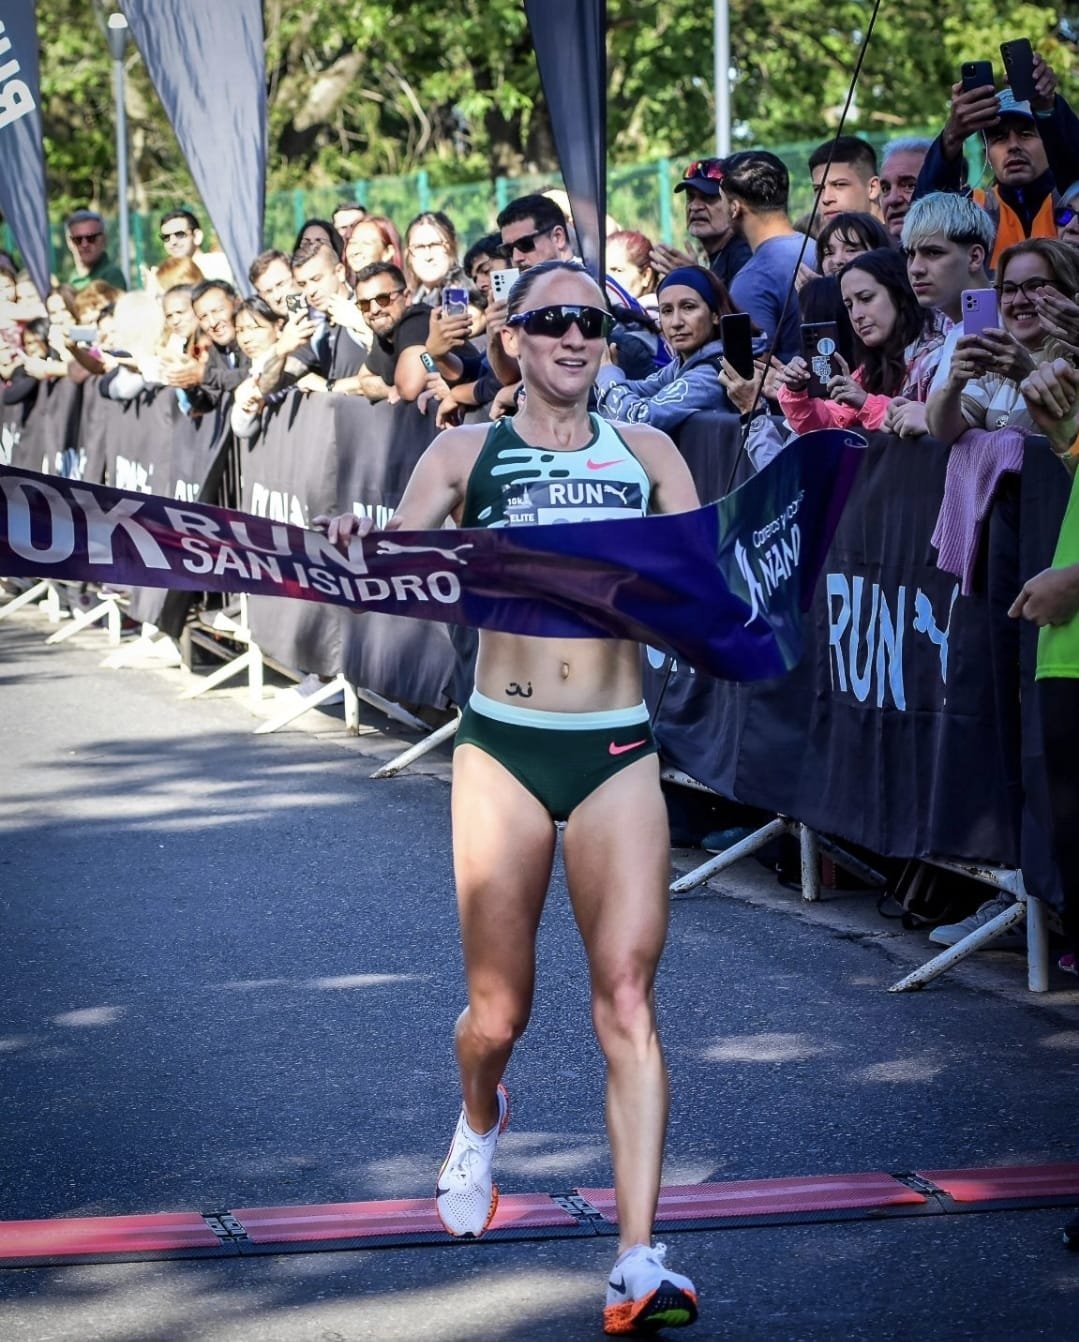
[608, 739, 648, 756]
[586, 458, 625, 470]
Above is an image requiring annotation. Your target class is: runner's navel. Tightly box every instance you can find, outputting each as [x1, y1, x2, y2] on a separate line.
[560, 661, 570, 680]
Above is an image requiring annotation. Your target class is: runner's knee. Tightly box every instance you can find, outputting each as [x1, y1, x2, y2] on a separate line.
[590, 973, 656, 1055]
[461, 995, 531, 1053]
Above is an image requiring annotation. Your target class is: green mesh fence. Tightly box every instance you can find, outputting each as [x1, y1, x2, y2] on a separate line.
[6, 128, 973, 288]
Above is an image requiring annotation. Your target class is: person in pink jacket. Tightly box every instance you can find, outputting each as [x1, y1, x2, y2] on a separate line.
[778, 247, 944, 434]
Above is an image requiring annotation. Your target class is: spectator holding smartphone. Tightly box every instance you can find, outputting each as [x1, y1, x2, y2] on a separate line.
[350, 261, 477, 404]
[916, 53, 1079, 271]
[778, 248, 938, 434]
[595, 265, 748, 430]
[404, 211, 468, 307]
[927, 238, 1079, 444]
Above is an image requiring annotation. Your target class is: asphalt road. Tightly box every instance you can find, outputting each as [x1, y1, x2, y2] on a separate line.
[1, 608, 1078, 1341]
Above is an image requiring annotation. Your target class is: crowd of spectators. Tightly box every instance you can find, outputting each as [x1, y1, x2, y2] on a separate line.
[3, 45, 1079, 474]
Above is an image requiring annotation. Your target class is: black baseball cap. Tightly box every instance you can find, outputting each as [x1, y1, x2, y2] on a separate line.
[674, 158, 726, 196]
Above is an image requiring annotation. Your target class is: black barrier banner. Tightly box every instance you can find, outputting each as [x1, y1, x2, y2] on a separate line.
[650, 431, 1022, 868]
[0, 1, 50, 298]
[525, 0, 606, 277]
[14, 379, 84, 479]
[94, 388, 232, 631]
[120, 0, 265, 287]
[0, 429, 864, 680]
[334, 397, 456, 708]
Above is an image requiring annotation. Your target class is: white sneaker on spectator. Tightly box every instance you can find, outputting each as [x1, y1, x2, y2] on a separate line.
[928, 894, 1026, 949]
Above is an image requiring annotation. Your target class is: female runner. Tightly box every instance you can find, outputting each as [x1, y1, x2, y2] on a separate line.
[326, 260, 700, 1336]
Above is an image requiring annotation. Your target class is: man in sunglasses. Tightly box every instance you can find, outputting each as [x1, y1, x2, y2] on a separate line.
[651, 158, 751, 289]
[352, 261, 478, 403]
[147, 209, 233, 294]
[485, 194, 576, 389]
[1057, 185, 1079, 251]
[65, 209, 127, 293]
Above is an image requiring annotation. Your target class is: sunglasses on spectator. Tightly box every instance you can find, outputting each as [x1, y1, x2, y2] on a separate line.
[998, 277, 1062, 300]
[355, 288, 405, 313]
[506, 304, 612, 340]
[681, 158, 726, 183]
[69, 232, 103, 244]
[496, 225, 556, 260]
[1055, 207, 1077, 228]
[161, 228, 192, 241]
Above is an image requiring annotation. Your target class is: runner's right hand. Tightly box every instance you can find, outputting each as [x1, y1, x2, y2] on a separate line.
[312, 512, 375, 547]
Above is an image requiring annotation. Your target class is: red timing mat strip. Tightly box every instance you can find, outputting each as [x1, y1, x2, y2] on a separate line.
[2, 1165, 1077, 1268]
[916, 1164, 1079, 1204]
[577, 1172, 928, 1223]
[0, 1212, 221, 1260]
[234, 1192, 578, 1245]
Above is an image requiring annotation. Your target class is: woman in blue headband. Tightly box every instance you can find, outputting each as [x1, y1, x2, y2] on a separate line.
[594, 264, 750, 430]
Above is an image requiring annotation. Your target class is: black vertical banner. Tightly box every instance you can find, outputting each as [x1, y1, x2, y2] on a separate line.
[524, 0, 607, 279]
[119, 0, 265, 287]
[0, 1, 52, 298]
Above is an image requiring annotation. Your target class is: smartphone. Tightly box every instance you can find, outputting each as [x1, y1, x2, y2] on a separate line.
[441, 285, 469, 317]
[960, 60, 994, 94]
[66, 325, 98, 345]
[801, 321, 840, 398]
[489, 267, 519, 302]
[962, 288, 999, 336]
[285, 291, 306, 316]
[1000, 39, 1036, 103]
[419, 351, 438, 374]
[720, 313, 755, 379]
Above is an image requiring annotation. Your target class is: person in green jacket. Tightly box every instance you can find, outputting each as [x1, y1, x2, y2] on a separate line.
[65, 210, 127, 293]
[1009, 355, 1079, 980]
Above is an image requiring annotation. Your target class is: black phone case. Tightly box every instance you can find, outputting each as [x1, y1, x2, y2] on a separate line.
[720, 315, 754, 379]
[1000, 40, 1036, 102]
[961, 60, 994, 93]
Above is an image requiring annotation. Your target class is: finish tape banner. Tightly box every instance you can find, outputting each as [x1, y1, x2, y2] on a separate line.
[0, 430, 864, 681]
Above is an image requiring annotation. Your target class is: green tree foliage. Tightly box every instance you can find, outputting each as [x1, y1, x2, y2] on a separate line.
[29, 1, 1079, 221]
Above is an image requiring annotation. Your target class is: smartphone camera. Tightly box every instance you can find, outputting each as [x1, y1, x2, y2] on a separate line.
[285, 292, 306, 316]
[489, 267, 520, 302]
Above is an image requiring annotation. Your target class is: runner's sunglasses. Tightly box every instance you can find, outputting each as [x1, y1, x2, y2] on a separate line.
[1055, 207, 1077, 228]
[506, 304, 612, 339]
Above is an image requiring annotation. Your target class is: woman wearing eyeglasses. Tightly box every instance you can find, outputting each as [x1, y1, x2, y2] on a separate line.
[323, 260, 701, 1335]
[927, 238, 1079, 444]
[404, 211, 469, 306]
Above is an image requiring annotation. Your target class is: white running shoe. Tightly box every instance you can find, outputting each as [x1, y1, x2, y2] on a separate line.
[604, 1241, 698, 1335]
[434, 1084, 510, 1237]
